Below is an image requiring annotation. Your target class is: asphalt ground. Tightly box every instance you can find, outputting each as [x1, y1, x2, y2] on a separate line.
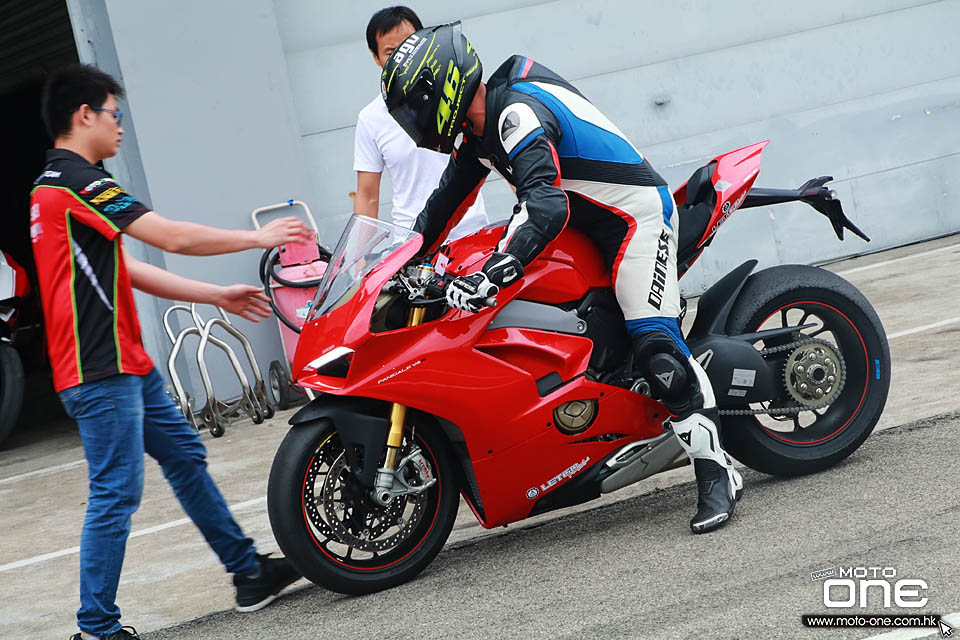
[2, 234, 960, 639]
[145, 412, 960, 640]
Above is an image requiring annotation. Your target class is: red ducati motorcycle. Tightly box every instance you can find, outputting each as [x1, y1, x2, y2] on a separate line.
[0, 250, 30, 446]
[267, 141, 889, 594]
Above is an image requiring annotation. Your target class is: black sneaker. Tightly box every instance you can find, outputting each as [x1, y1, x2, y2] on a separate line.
[69, 626, 141, 639]
[233, 553, 301, 612]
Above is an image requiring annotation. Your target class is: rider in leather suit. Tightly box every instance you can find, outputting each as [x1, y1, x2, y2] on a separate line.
[381, 22, 743, 533]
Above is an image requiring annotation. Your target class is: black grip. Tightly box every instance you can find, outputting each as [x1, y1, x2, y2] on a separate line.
[426, 275, 451, 299]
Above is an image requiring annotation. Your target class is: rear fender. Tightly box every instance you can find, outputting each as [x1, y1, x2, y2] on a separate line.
[686, 261, 814, 405]
[687, 260, 758, 340]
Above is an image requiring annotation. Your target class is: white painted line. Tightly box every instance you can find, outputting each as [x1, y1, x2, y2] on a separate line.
[861, 611, 959, 639]
[835, 242, 960, 276]
[888, 317, 960, 340]
[0, 459, 85, 486]
[0, 496, 266, 574]
[0, 544, 81, 574]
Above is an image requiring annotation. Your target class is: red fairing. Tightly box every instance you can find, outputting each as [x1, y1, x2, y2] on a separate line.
[292, 235, 424, 381]
[673, 141, 769, 249]
[291, 142, 781, 530]
[2, 251, 30, 299]
[439, 224, 609, 301]
[293, 223, 663, 528]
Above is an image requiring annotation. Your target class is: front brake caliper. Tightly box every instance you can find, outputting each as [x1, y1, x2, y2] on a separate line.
[371, 444, 437, 506]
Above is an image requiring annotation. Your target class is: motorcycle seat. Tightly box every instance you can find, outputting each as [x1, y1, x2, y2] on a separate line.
[677, 163, 717, 260]
[683, 162, 717, 208]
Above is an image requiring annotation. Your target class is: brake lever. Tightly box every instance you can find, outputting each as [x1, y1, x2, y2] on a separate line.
[411, 276, 498, 309]
[406, 275, 452, 308]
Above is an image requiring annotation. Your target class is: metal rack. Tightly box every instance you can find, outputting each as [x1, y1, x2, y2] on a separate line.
[163, 303, 273, 437]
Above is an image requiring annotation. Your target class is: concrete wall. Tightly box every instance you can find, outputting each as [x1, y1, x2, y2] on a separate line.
[71, 0, 318, 403]
[276, 0, 960, 293]
[70, 0, 960, 399]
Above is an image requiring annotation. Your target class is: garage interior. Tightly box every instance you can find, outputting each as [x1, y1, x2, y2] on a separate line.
[0, 0, 79, 449]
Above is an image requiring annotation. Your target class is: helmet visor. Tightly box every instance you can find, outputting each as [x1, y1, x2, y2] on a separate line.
[386, 73, 449, 153]
[388, 100, 429, 149]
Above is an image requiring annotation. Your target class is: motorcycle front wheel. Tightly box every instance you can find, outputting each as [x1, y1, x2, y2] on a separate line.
[267, 418, 459, 595]
[721, 264, 890, 476]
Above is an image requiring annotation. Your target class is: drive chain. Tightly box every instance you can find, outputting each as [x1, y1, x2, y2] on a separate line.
[717, 336, 847, 417]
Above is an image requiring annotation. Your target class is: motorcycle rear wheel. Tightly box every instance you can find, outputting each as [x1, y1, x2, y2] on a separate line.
[267, 418, 459, 595]
[0, 344, 24, 447]
[721, 264, 890, 476]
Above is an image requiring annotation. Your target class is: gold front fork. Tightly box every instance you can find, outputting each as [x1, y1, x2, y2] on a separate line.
[383, 305, 426, 469]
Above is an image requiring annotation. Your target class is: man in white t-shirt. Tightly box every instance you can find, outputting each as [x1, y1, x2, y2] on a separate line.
[353, 6, 488, 240]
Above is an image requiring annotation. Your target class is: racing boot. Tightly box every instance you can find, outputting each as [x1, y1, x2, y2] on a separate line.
[671, 408, 743, 533]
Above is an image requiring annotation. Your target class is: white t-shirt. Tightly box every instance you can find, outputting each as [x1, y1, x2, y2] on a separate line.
[353, 95, 488, 240]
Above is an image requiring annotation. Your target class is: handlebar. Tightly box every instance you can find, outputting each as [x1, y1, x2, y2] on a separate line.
[406, 274, 497, 309]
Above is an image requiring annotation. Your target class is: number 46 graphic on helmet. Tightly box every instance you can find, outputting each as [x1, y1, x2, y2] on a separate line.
[436, 60, 460, 135]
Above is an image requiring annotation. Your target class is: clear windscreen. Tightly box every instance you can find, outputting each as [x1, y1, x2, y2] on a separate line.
[309, 215, 419, 320]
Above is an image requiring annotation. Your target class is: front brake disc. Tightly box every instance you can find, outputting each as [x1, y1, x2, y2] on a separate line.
[321, 453, 426, 552]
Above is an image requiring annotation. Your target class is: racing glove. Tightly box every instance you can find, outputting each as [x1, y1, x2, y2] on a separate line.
[445, 252, 524, 313]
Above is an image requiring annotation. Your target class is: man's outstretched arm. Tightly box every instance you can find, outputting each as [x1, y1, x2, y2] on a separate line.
[124, 211, 313, 256]
[124, 249, 271, 322]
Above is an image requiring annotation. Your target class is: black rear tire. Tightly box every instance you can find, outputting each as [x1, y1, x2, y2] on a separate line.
[0, 344, 25, 447]
[721, 264, 890, 476]
[268, 418, 459, 595]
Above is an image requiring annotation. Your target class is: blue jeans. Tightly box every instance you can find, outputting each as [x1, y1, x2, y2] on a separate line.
[58, 368, 259, 637]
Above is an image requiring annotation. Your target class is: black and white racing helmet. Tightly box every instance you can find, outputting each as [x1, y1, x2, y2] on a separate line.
[380, 22, 482, 154]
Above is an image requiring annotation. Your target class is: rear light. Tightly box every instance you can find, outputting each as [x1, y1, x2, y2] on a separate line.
[304, 346, 354, 378]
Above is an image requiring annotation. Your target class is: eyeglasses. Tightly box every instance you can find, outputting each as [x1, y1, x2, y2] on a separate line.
[90, 106, 123, 127]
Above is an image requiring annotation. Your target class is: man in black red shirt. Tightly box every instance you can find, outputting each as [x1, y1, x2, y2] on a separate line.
[31, 64, 312, 640]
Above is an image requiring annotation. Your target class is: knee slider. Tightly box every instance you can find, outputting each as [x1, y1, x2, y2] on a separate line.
[632, 331, 704, 416]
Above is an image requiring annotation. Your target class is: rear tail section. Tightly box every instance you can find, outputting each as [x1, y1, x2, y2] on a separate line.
[674, 142, 868, 276]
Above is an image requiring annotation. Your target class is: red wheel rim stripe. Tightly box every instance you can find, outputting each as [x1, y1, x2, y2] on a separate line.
[300, 436, 443, 571]
[755, 301, 869, 445]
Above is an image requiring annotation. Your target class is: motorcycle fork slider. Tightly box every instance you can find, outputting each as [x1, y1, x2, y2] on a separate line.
[384, 305, 426, 469]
